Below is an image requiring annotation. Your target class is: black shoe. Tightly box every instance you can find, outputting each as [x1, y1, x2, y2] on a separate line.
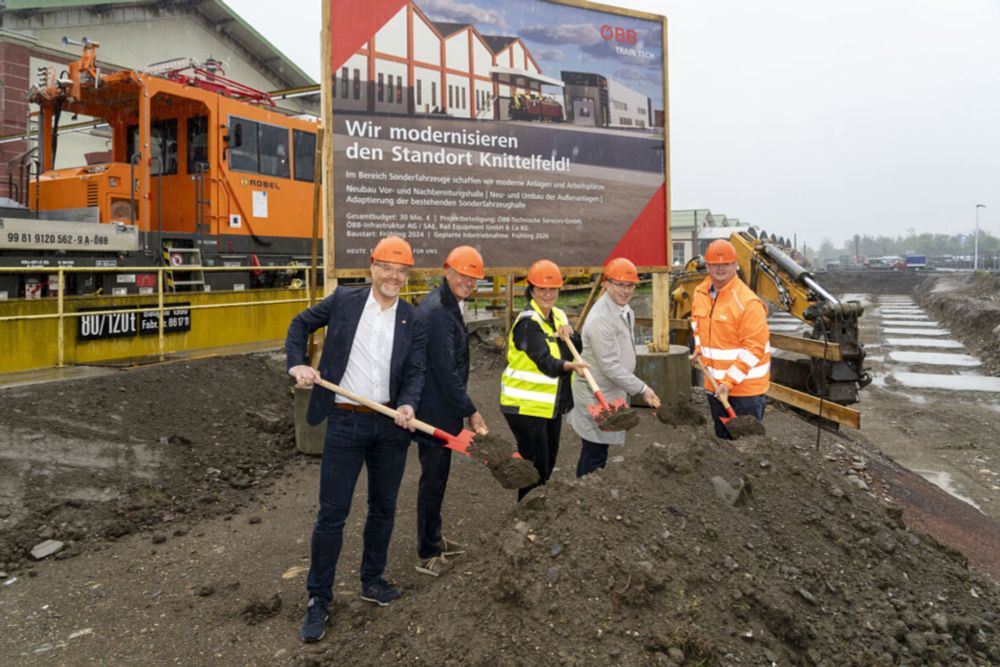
[300, 596, 329, 642]
[360, 578, 402, 606]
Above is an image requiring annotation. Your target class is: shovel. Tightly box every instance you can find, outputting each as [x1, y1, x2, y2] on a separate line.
[314, 377, 478, 455]
[313, 377, 539, 489]
[560, 335, 639, 432]
[691, 358, 765, 438]
[692, 358, 738, 425]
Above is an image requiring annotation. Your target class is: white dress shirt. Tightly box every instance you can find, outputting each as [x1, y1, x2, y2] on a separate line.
[337, 290, 397, 405]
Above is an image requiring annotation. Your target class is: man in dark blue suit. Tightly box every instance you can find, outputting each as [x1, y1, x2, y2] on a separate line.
[285, 236, 426, 643]
[413, 246, 487, 578]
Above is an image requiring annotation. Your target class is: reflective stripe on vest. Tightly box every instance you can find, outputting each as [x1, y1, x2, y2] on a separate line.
[500, 302, 568, 418]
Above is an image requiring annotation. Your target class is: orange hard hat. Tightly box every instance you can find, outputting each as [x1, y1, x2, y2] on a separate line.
[526, 259, 564, 288]
[704, 239, 738, 264]
[604, 257, 639, 283]
[371, 235, 414, 266]
[444, 245, 485, 279]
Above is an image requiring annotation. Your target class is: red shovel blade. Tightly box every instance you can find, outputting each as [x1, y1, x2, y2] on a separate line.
[586, 395, 631, 420]
[433, 427, 475, 456]
[719, 406, 738, 424]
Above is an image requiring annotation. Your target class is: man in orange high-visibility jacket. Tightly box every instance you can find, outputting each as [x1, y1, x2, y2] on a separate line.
[690, 239, 770, 438]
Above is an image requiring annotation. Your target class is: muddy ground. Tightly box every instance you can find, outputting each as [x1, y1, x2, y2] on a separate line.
[2, 273, 1000, 665]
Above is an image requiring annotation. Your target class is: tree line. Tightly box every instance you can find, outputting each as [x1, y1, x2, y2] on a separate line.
[815, 231, 1000, 262]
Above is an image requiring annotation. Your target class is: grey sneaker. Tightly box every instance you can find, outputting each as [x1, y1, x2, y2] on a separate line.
[415, 555, 451, 577]
[360, 578, 402, 606]
[299, 596, 329, 642]
[438, 536, 466, 556]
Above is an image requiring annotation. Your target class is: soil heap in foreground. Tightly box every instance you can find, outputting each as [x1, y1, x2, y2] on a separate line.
[302, 424, 1000, 666]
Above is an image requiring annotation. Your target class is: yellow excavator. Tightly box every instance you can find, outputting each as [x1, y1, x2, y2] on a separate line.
[670, 230, 871, 428]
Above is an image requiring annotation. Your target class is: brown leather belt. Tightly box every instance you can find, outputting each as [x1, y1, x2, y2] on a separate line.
[334, 402, 388, 414]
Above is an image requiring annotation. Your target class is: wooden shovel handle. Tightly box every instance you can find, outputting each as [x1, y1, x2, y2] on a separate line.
[560, 334, 601, 396]
[314, 377, 440, 437]
[691, 358, 736, 415]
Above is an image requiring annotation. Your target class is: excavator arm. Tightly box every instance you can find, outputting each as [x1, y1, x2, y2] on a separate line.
[671, 231, 871, 427]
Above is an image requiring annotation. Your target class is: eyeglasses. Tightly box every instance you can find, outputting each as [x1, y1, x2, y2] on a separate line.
[373, 262, 409, 278]
[607, 279, 637, 290]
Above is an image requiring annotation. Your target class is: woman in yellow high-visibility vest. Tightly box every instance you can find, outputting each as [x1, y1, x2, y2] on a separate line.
[501, 259, 589, 500]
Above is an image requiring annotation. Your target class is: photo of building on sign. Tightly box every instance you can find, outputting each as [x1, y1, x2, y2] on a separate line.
[330, 0, 663, 130]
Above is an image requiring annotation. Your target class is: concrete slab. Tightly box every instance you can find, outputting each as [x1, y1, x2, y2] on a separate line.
[892, 372, 1000, 392]
[888, 351, 981, 366]
[882, 328, 949, 336]
[885, 338, 964, 349]
[882, 320, 940, 327]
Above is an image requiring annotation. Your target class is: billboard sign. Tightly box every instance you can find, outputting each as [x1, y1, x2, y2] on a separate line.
[326, 0, 667, 272]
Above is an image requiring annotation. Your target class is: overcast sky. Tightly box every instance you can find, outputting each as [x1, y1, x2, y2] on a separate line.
[227, 0, 999, 250]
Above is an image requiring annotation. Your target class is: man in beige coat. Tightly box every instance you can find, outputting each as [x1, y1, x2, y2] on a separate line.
[568, 258, 659, 476]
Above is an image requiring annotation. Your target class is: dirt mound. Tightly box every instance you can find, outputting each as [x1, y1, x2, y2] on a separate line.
[919, 273, 1000, 375]
[298, 423, 1000, 666]
[0, 353, 296, 573]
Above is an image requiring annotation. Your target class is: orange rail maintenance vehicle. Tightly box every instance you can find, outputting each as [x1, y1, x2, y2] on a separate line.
[0, 39, 318, 298]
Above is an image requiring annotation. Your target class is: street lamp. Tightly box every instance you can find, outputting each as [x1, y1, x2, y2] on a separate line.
[975, 204, 986, 271]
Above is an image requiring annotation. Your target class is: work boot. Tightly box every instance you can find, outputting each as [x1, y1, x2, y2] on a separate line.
[299, 596, 329, 642]
[438, 536, 466, 556]
[360, 578, 402, 606]
[415, 554, 451, 577]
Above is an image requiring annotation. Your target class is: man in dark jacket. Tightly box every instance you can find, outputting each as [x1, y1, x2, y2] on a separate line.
[285, 236, 426, 643]
[413, 246, 486, 577]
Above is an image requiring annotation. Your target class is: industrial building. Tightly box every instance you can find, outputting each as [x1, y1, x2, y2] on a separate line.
[671, 209, 750, 265]
[561, 70, 659, 130]
[332, 0, 562, 120]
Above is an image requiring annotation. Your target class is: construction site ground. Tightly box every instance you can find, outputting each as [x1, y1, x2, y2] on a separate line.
[2, 272, 1000, 665]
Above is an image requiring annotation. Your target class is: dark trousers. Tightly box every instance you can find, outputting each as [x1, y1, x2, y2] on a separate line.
[576, 438, 609, 478]
[306, 409, 409, 602]
[416, 442, 452, 559]
[503, 412, 561, 501]
[706, 394, 766, 439]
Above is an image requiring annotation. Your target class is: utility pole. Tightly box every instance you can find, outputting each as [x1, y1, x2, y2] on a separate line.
[975, 204, 986, 271]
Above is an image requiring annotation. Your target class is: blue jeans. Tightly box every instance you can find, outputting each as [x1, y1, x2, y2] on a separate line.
[706, 394, 766, 439]
[306, 409, 410, 602]
[416, 443, 452, 559]
[576, 439, 609, 478]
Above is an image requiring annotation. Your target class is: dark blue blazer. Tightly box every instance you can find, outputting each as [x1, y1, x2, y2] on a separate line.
[414, 281, 476, 445]
[285, 286, 427, 426]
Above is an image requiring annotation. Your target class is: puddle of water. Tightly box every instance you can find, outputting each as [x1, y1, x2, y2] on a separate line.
[885, 338, 964, 349]
[888, 351, 980, 366]
[915, 470, 983, 511]
[882, 327, 949, 336]
[882, 320, 939, 327]
[870, 372, 888, 387]
[892, 372, 1000, 392]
